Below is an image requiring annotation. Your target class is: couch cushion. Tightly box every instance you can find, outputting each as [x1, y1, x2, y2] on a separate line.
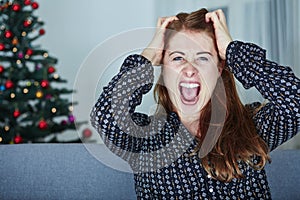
[0, 144, 136, 200]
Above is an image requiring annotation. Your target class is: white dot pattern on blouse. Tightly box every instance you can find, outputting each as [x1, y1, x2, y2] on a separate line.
[91, 41, 300, 199]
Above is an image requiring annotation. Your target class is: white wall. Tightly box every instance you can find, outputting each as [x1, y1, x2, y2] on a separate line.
[36, 0, 155, 92]
[36, 0, 156, 142]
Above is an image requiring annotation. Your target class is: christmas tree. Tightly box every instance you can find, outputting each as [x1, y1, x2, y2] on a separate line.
[0, 0, 84, 144]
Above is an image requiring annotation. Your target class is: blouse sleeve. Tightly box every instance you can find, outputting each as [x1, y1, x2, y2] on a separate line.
[226, 41, 300, 151]
[90, 55, 154, 158]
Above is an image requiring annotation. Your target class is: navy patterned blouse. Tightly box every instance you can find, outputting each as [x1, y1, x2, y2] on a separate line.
[90, 41, 300, 199]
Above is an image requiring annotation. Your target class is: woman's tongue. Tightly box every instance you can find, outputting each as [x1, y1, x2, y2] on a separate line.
[180, 83, 200, 103]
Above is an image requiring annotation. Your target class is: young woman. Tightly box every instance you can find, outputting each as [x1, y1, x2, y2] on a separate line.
[91, 8, 300, 199]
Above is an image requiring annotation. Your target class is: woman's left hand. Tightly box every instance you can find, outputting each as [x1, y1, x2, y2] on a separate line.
[205, 9, 233, 60]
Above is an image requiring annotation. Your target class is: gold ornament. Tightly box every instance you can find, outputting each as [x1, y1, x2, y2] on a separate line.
[53, 74, 59, 79]
[12, 37, 19, 45]
[51, 108, 57, 113]
[10, 93, 16, 99]
[4, 125, 10, 131]
[36, 91, 43, 98]
[23, 88, 29, 94]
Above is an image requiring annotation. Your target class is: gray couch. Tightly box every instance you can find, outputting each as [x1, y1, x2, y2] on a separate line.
[0, 144, 299, 200]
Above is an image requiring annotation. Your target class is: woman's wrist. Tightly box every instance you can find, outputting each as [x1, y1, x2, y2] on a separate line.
[141, 48, 162, 66]
[141, 49, 154, 63]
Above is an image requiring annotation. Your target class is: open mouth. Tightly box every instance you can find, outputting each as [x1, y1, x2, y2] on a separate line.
[179, 82, 201, 105]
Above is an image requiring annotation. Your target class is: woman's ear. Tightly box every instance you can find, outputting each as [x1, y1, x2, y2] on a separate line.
[218, 60, 225, 76]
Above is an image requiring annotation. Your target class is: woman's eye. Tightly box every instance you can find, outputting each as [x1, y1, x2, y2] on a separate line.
[197, 56, 209, 62]
[172, 56, 184, 61]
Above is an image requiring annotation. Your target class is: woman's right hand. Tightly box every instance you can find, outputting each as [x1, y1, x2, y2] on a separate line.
[141, 16, 178, 66]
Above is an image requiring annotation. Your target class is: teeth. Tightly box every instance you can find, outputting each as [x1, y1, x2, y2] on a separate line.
[180, 83, 200, 88]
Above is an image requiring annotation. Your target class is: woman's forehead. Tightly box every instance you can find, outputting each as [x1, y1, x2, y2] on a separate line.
[166, 31, 216, 54]
[166, 31, 214, 51]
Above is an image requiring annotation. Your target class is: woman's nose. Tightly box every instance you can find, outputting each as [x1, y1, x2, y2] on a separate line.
[182, 63, 198, 77]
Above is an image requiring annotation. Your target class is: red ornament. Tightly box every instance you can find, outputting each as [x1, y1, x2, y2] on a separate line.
[38, 120, 48, 130]
[0, 65, 4, 73]
[24, 0, 31, 6]
[45, 94, 52, 99]
[23, 20, 31, 27]
[4, 30, 13, 39]
[31, 2, 39, 9]
[47, 66, 55, 74]
[14, 135, 23, 144]
[0, 43, 5, 51]
[61, 120, 67, 125]
[39, 29, 45, 35]
[26, 49, 33, 56]
[12, 3, 21, 12]
[40, 80, 49, 88]
[13, 110, 21, 118]
[5, 80, 14, 89]
[82, 128, 92, 138]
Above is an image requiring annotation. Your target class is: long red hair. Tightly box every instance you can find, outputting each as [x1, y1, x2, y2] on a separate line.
[154, 8, 270, 182]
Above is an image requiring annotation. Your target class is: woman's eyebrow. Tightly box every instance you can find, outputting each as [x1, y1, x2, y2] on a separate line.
[169, 51, 213, 56]
[196, 51, 212, 56]
[169, 51, 185, 56]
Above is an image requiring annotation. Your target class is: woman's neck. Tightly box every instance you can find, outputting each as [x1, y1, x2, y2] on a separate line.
[180, 118, 200, 136]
